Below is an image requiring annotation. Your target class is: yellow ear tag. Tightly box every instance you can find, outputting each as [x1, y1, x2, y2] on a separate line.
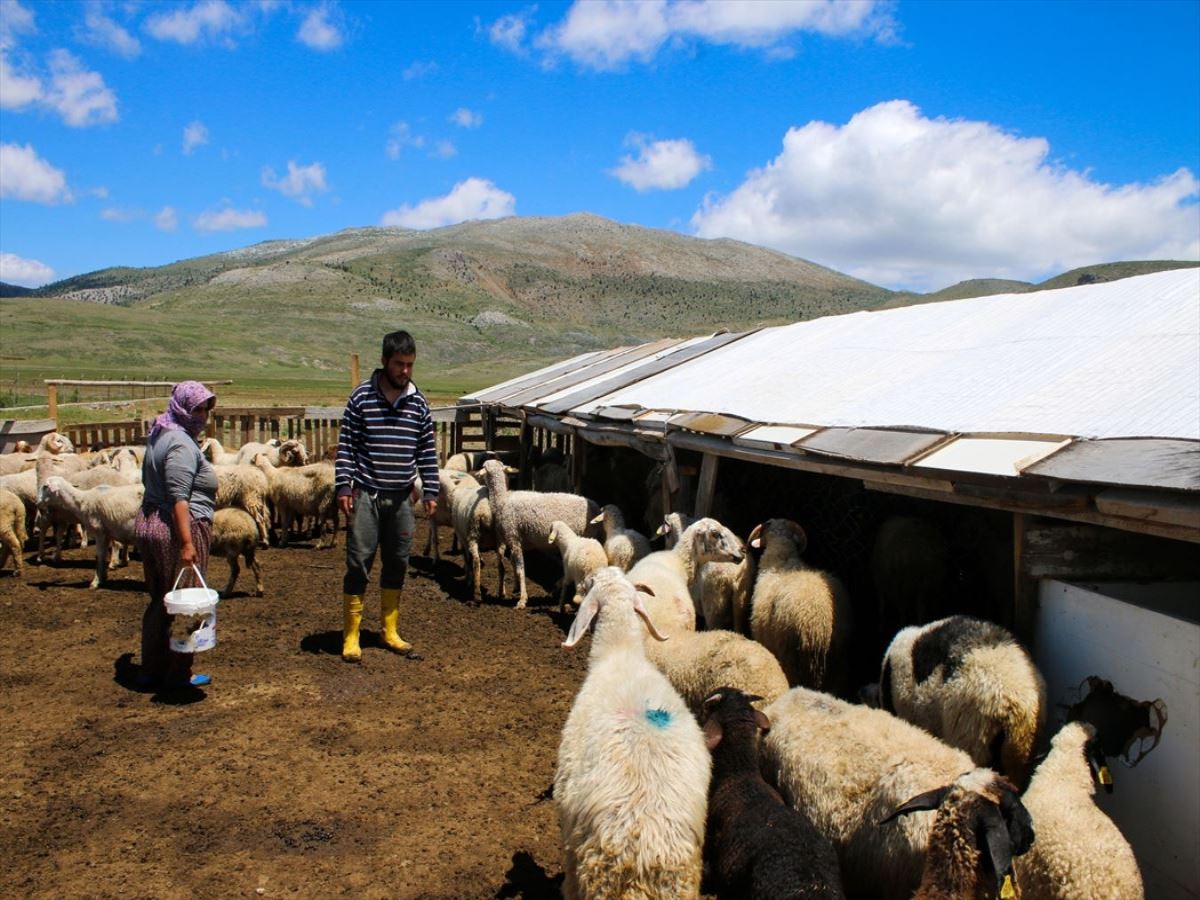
[1099, 766, 1113, 786]
[1000, 874, 1016, 899]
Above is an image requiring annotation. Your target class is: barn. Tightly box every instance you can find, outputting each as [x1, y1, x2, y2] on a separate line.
[457, 266, 1200, 898]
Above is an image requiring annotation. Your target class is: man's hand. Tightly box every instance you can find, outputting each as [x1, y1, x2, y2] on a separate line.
[423, 499, 437, 519]
[338, 493, 354, 518]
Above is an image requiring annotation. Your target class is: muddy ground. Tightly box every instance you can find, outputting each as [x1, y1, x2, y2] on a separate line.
[0, 526, 589, 899]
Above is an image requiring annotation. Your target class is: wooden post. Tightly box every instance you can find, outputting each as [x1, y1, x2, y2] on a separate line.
[519, 419, 532, 490]
[694, 453, 720, 518]
[1012, 513, 1038, 642]
[350, 353, 360, 388]
[47, 384, 58, 427]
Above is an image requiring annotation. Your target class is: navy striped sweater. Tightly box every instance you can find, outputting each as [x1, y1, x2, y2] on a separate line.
[335, 372, 440, 501]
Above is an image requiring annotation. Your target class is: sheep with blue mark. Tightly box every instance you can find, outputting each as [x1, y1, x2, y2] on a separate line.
[555, 566, 711, 899]
[872, 615, 1046, 788]
[700, 687, 844, 899]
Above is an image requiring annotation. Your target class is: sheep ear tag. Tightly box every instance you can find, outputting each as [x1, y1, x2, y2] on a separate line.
[1000, 875, 1016, 899]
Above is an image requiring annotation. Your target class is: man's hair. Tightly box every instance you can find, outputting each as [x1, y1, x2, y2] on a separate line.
[381, 330, 417, 359]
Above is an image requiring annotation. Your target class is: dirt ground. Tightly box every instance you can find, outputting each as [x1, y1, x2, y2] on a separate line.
[0, 525, 589, 899]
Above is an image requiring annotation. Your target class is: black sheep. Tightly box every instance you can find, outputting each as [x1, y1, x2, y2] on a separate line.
[701, 688, 844, 899]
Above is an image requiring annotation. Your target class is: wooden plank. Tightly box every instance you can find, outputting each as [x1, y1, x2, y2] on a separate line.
[1021, 521, 1200, 581]
[694, 453, 720, 518]
[1094, 488, 1200, 530]
[1023, 438, 1200, 492]
[1012, 513, 1035, 640]
[47, 384, 57, 425]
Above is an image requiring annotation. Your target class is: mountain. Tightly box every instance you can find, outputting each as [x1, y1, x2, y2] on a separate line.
[0, 282, 35, 298]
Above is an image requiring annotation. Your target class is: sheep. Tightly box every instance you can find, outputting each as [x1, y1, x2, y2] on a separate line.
[688, 519, 754, 633]
[34, 449, 142, 565]
[214, 464, 272, 547]
[589, 503, 651, 572]
[443, 449, 516, 473]
[555, 566, 711, 899]
[883, 769, 1035, 900]
[655, 511, 695, 549]
[872, 615, 1047, 788]
[210, 507, 264, 597]
[37, 477, 143, 589]
[0, 487, 28, 575]
[1014, 677, 1165, 900]
[200, 437, 241, 466]
[761, 685, 991, 899]
[871, 514, 952, 638]
[532, 446, 571, 493]
[479, 459, 599, 609]
[0, 431, 75, 476]
[700, 688, 844, 899]
[0, 469, 38, 539]
[236, 438, 307, 467]
[547, 520, 608, 613]
[10, 440, 33, 453]
[748, 518, 852, 694]
[252, 455, 335, 549]
[644, 629, 790, 720]
[414, 468, 469, 561]
[447, 471, 503, 603]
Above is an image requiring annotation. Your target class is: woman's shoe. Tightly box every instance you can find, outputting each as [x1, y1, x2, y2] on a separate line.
[189, 673, 212, 687]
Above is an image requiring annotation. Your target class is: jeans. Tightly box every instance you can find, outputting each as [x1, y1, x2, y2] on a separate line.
[343, 488, 414, 595]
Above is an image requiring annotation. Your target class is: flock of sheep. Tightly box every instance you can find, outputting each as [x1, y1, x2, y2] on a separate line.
[0, 433, 1163, 899]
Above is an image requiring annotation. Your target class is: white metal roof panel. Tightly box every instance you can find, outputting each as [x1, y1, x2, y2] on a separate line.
[575, 269, 1200, 440]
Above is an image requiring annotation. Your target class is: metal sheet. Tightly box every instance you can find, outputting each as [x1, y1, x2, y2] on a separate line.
[734, 424, 819, 450]
[668, 411, 752, 437]
[500, 339, 679, 408]
[464, 349, 608, 403]
[534, 337, 700, 414]
[913, 436, 1069, 477]
[1025, 439, 1200, 492]
[798, 427, 947, 464]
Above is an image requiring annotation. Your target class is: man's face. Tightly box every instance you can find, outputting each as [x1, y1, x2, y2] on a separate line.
[382, 352, 415, 391]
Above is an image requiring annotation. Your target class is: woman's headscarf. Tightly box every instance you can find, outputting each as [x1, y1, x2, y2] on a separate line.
[149, 381, 215, 441]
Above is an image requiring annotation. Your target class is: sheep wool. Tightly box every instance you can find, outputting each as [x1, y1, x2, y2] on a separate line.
[879, 616, 1046, 787]
[211, 507, 264, 597]
[0, 486, 28, 574]
[555, 567, 711, 899]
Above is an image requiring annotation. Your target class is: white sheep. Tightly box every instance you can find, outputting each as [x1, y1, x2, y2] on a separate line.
[237, 438, 307, 467]
[555, 566, 711, 899]
[0, 486, 28, 575]
[253, 456, 335, 549]
[760, 685, 999, 900]
[748, 518, 853, 694]
[874, 615, 1047, 788]
[200, 437, 241, 466]
[589, 504, 651, 572]
[686, 518, 753, 633]
[655, 511, 695, 549]
[627, 517, 744, 637]
[644, 627, 789, 719]
[37, 477, 143, 589]
[547, 519, 608, 613]
[0, 468, 38, 539]
[210, 507, 264, 597]
[214, 464, 272, 547]
[0, 431, 75, 476]
[414, 468, 468, 561]
[479, 459, 599, 609]
[448, 472, 502, 602]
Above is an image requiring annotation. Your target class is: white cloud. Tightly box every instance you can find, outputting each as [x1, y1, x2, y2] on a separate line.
[0, 142, 70, 203]
[403, 59, 437, 80]
[380, 177, 515, 229]
[611, 134, 711, 191]
[0, 0, 36, 43]
[297, 3, 344, 51]
[692, 100, 1200, 291]
[0, 48, 41, 108]
[100, 206, 136, 221]
[194, 205, 267, 232]
[450, 107, 483, 128]
[44, 49, 117, 126]
[261, 159, 328, 206]
[79, 4, 141, 58]
[431, 140, 457, 159]
[182, 120, 209, 155]
[145, 0, 243, 46]
[0, 251, 55, 287]
[536, 0, 895, 69]
[488, 10, 532, 53]
[155, 205, 178, 231]
[385, 121, 424, 160]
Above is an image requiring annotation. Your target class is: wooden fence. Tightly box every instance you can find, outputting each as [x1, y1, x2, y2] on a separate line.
[63, 419, 147, 451]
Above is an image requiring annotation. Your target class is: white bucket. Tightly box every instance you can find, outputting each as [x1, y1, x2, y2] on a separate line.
[165, 564, 219, 653]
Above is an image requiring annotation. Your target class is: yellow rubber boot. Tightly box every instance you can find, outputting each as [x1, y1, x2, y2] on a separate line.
[380, 588, 413, 654]
[342, 593, 363, 663]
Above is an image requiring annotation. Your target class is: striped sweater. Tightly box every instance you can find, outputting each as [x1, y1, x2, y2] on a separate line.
[335, 372, 440, 501]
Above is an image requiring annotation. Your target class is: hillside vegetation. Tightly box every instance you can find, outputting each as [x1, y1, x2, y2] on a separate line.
[3, 214, 1195, 413]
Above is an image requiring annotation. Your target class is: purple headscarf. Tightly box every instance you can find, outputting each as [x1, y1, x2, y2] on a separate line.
[149, 380, 215, 441]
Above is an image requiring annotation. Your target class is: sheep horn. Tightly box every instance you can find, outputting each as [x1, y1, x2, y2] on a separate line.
[879, 786, 951, 824]
[589, 513, 603, 525]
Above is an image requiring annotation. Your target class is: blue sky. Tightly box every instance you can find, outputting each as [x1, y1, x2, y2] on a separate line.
[1, 0, 1197, 292]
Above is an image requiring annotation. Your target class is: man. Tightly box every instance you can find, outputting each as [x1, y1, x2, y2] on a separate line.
[334, 330, 439, 662]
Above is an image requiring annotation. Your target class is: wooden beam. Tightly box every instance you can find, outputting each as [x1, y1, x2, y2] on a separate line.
[350, 353, 360, 389]
[694, 453, 719, 518]
[47, 384, 57, 427]
[1095, 488, 1200, 531]
[1012, 513, 1036, 641]
[1020, 521, 1200, 581]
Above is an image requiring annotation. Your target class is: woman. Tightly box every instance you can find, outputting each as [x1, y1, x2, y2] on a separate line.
[136, 381, 218, 691]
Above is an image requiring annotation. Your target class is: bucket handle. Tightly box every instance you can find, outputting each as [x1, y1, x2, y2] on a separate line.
[170, 563, 212, 594]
